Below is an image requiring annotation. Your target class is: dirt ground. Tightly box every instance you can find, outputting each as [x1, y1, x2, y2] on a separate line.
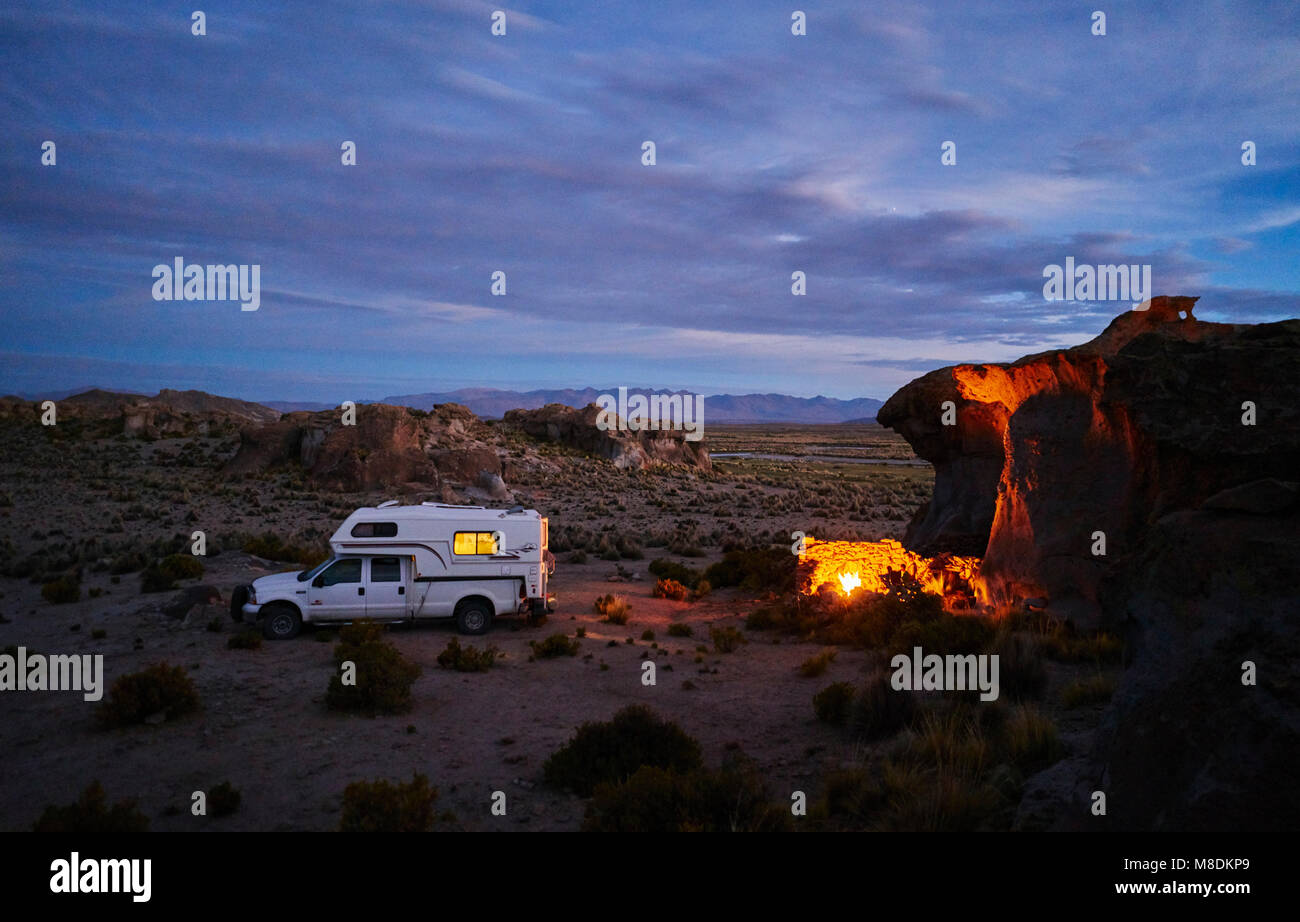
[0, 421, 1111, 831]
[0, 547, 891, 831]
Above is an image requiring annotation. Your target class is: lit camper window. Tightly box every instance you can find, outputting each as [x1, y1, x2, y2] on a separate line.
[454, 531, 498, 555]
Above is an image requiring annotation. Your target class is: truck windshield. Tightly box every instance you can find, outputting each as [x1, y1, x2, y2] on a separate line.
[297, 557, 334, 582]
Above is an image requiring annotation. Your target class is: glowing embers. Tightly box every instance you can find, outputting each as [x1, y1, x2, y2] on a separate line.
[799, 537, 980, 604]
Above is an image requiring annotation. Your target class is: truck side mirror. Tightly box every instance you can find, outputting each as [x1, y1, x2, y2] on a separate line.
[312, 574, 325, 588]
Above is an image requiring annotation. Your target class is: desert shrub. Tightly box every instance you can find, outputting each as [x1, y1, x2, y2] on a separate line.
[648, 558, 702, 589]
[41, 572, 81, 604]
[1061, 673, 1117, 708]
[667, 623, 693, 638]
[242, 532, 327, 565]
[989, 631, 1047, 700]
[640, 629, 655, 641]
[326, 621, 421, 715]
[530, 632, 581, 658]
[436, 636, 498, 672]
[109, 550, 148, 575]
[140, 554, 204, 593]
[543, 705, 703, 796]
[709, 625, 746, 653]
[593, 594, 630, 624]
[568, 550, 588, 564]
[889, 611, 995, 657]
[209, 781, 241, 817]
[813, 681, 855, 725]
[582, 761, 791, 832]
[703, 546, 796, 594]
[799, 649, 837, 677]
[226, 630, 263, 650]
[1001, 705, 1063, 773]
[32, 782, 149, 833]
[1039, 628, 1125, 665]
[851, 667, 917, 740]
[97, 662, 200, 728]
[652, 578, 691, 602]
[339, 773, 437, 832]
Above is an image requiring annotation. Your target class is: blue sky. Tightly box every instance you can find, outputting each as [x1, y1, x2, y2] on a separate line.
[1, 0, 1297, 402]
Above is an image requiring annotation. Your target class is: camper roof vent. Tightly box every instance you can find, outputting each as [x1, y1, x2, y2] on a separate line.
[377, 500, 400, 508]
[420, 503, 486, 510]
[506, 505, 525, 514]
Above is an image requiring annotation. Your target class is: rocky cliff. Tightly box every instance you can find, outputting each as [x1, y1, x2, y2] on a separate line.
[879, 295, 1300, 829]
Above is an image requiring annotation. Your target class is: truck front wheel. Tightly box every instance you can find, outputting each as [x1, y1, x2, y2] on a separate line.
[455, 598, 493, 635]
[261, 603, 302, 640]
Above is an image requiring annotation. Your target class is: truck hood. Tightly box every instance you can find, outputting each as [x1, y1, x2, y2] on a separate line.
[251, 570, 306, 595]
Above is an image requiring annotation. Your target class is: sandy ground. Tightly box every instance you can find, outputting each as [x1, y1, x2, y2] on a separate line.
[0, 548, 887, 831]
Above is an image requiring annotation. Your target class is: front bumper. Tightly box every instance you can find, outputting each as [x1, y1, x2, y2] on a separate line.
[240, 602, 262, 620]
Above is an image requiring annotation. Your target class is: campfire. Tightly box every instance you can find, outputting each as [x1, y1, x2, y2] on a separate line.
[798, 537, 981, 607]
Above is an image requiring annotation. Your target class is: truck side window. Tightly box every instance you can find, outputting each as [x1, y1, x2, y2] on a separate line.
[321, 558, 363, 586]
[453, 531, 498, 555]
[370, 557, 402, 582]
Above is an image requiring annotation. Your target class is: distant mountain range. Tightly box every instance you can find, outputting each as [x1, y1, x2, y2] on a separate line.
[266, 388, 884, 422]
[10, 385, 884, 423]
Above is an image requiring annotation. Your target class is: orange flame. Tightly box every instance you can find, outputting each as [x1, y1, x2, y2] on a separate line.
[800, 537, 980, 603]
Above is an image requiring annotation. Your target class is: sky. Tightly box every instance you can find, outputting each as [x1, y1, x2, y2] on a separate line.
[1, 0, 1298, 403]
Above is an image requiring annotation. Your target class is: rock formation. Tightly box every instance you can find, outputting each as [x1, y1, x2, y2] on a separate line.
[502, 403, 712, 472]
[880, 295, 1300, 830]
[878, 296, 1300, 627]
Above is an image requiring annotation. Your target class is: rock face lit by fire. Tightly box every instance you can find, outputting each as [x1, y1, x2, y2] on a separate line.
[878, 296, 1300, 830]
[798, 537, 979, 603]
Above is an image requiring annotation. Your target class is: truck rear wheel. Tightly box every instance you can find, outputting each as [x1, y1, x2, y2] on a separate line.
[455, 599, 493, 635]
[261, 603, 302, 640]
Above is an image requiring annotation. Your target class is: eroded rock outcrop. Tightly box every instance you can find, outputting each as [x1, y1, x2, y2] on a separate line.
[878, 296, 1300, 627]
[881, 296, 1300, 830]
[502, 403, 712, 472]
[224, 403, 500, 492]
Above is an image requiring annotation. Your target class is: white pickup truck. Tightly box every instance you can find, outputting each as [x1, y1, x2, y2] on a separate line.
[232, 502, 555, 639]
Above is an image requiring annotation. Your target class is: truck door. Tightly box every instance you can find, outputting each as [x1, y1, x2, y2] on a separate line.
[306, 558, 366, 621]
[365, 556, 408, 620]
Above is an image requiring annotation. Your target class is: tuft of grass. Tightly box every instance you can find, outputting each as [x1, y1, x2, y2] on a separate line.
[339, 773, 437, 832]
[851, 667, 917, 740]
[652, 578, 692, 602]
[209, 781, 241, 817]
[32, 782, 149, 832]
[813, 681, 855, 726]
[582, 760, 791, 832]
[593, 594, 630, 624]
[97, 662, 200, 728]
[436, 636, 498, 672]
[709, 625, 746, 653]
[530, 632, 581, 658]
[543, 705, 703, 796]
[667, 622, 693, 638]
[140, 554, 204, 593]
[326, 621, 421, 715]
[798, 648, 837, 677]
[41, 572, 81, 604]
[1001, 705, 1064, 773]
[1060, 673, 1118, 709]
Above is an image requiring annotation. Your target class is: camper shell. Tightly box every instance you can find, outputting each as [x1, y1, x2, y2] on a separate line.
[233, 502, 555, 639]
